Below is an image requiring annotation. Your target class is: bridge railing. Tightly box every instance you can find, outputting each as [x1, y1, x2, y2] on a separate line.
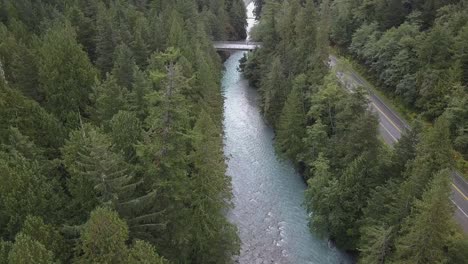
[212, 41, 263, 51]
[212, 41, 262, 45]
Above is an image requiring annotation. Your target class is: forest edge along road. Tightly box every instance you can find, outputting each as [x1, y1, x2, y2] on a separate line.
[210, 43, 468, 233]
[329, 54, 468, 234]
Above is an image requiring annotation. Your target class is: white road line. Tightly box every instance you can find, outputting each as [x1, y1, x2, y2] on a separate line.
[451, 199, 468, 218]
[379, 123, 398, 143]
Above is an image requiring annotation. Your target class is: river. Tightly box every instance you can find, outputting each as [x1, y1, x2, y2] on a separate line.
[221, 2, 351, 264]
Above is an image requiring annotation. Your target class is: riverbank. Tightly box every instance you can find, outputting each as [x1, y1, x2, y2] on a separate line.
[222, 50, 351, 264]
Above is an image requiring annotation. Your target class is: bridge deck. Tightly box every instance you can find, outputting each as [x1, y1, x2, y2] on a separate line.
[213, 41, 262, 51]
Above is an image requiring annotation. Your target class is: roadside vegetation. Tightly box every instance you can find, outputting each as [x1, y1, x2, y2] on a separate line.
[333, 51, 468, 177]
[241, 0, 468, 262]
[0, 0, 246, 263]
[329, 0, 468, 176]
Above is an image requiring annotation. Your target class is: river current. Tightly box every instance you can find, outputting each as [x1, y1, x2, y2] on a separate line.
[221, 3, 351, 263]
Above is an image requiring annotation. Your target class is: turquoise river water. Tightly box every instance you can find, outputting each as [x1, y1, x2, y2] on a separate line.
[221, 50, 352, 263]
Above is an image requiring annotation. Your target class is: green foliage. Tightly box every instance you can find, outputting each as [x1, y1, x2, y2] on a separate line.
[0, 152, 60, 240]
[305, 154, 339, 235]
[358, 225, 394, 264]
[91, 74, 129, 126]
[393, 169, 455, 263]
[110, 111, 142, 162]
[0, 84, 64, 157]
[244, 0, 468, 261]
[38, 21, 96, 129]
[137, 49, 194, 260]
[112, 44, 136, 89]
[20, 215, 65, 261]
[127, 240, 166, 264]
[95, 4, 113, 73]
[302, 119, 329, 178]
[77, 207, 129, 263]
[166, 10, 187, 49]
[392, 117, 453, 220]
[62, 124, 136, 223]
[0, 24, 40, 102]
[78, 207, 167, 264]
[0, 240, 12, 264]
[128, 68, 151, 119]
[276, 74, 306, 161]
[260, 56, 287, 127]
[447, 235, 468, 264]
[188, 110, 240, 263]
[332, 0, 468, 159]
[8, 233, 54, 264]
[443, 85, 468, 159]
[0, 0, 245, 262]
[294, 0, 318, 71]
[388, 121, 423, 179]
[227, 0, 247, 40]
[131, 17, 150, 69]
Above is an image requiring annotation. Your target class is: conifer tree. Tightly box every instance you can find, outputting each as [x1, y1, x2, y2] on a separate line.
[316, 0, 331, 62]
[62, 124, 136, 223]
[20, 215, 65, 261]
[128, 68, 150, 116]
[137, 48, 192, 260]
[257, 0, 280, 51]
[110, 111, 142, 163]
[307, 73, 345, 135]
[112, 44, 136, 89]
[332, 152, 381, 249]
[391, 117, 452, 221]
[194, 54, 223, 125]
[69, 0, 99, 63]
[358, 225, 394, 264]
[78, 207, 166, 264]
[388, 121, 423, 179]
[276, 74, 307, 161]
[188, 110, 239, 263]
[0, 84, 64, 157]
[91, 74, 129, 126]
[77, 207, 129, 263]
[227, 0, 247, 40]
[305, 154, 339, 236]
[0, 240, 11, 264]
[393, 169, 456, 264]
[8, 234, 54, 264]
[443, 85, 468, 158]
[302, 119, 329, 177]
[276, 0, 300, 72]
[96, 3, 117, 74]
[261, 56, 287, 127]
[294, 0, 318, 71]
[38, 21, 96, 130]
[166, 10, 187, 49]
[0, 0, 239, 262]
[127, 240, 166, 264]
[131, 16, 150, 69]
[0, 152, 59, 239]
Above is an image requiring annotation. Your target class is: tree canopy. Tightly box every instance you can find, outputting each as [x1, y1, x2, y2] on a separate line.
[0, 0, 243, 262]
[242, 0, 467, 262]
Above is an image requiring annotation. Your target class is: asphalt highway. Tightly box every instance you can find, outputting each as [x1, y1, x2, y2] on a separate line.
[330, 55, 468, 233]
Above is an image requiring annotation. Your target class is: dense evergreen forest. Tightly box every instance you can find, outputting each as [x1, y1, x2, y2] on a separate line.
[0, 0, 247, 263]
[242, 0, 468, 263]
[330, 0, 468, 165]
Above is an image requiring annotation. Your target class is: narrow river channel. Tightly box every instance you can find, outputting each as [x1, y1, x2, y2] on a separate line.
[221, 3, 352, 263]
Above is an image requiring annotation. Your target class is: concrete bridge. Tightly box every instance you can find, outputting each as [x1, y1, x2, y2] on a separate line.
[213, 41, 262, 51]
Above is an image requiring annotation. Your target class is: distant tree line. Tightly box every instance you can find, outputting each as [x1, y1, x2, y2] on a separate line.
[241, 0, 468, 263]
[0, 0, 247, 263]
